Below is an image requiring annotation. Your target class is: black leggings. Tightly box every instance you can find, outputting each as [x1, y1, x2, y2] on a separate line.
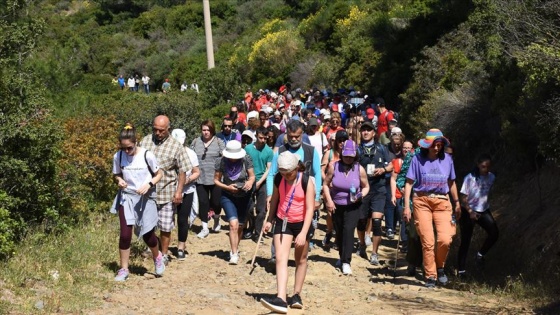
[118, 207, 158, 250]
[177, 192, 194, 243]
[332, 203, 361, 264]
[196, 184, 221, 223]
[457, 207, 499, 271]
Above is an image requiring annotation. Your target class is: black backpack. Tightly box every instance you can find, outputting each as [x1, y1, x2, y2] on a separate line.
[119, 149, 155, 177]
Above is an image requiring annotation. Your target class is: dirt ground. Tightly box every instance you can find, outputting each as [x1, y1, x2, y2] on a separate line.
[88, 215, 532, 315]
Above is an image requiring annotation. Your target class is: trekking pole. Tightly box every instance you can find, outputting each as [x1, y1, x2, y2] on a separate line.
[249, 203, 271, 275]
[392, 224, 401, 280]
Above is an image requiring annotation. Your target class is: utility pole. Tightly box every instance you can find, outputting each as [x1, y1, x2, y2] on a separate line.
[202, 0, 215, 69]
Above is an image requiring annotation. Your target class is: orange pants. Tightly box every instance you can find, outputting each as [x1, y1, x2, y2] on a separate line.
[412, 196, 456, 280]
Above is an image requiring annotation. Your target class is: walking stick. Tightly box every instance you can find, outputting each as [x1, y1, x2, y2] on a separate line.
[392, 224, 401, 280]
[249, 203, 271, 275]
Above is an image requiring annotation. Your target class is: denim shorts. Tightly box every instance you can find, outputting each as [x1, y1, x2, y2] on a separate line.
[221, 192, 252, 225]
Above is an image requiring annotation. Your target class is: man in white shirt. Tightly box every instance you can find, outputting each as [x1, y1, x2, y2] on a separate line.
[142, 75, 150, 94]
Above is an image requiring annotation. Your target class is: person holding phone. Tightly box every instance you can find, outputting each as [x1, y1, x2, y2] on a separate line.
[213, 140, 255, 264]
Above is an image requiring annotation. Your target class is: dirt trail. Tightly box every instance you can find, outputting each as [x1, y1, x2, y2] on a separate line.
[88, 216, 530, 315]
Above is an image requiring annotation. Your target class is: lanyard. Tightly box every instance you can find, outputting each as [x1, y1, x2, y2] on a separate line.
[283, 172, 300, 216]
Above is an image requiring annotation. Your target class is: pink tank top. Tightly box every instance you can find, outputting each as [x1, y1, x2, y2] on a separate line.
[277, 173, 306, 223]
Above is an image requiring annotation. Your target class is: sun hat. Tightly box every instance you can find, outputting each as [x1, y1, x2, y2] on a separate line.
[222, 140, 246, 159]
[241, 130, 256, 142]
[277, 151, 300, 171]
[418, 128, 450, 149]
[341, 140, 357, 157]
[171, 129, 186, 145]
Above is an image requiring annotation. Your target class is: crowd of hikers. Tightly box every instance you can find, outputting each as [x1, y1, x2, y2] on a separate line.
[110, 85, 498, 314]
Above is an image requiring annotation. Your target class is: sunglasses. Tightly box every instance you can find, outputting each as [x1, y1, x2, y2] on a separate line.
[121, 145, 135, 152]
[201, 147, 208, 160]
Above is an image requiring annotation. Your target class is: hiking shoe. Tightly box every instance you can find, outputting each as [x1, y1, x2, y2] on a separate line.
[386, 229, 395, 240]
[267, 257, 276, 266]
[406, 265, 416, 277]
[342, 263, 352, 275]
[458, 270, 468, 281]
[177, 249, 186, 261]
[475, 253, 485, 270]
[197, 228, 210, 239]
[243, 230, 253, 239]
[358, 244, 368, 259]
[163, 254, 170, 266]
[261, 297, 288, 314]
[308, 241, 315, 251]
[437, 268, 448, 285]
[114, 268, 129, 282]
[335, 259, 341, 268]
[213, 215, 221, 232]
[322, 232, 332, 247]
[425, 277, 437, 288]
[154, 252, 165, 276]
[229, 252, 239, 265]
[290, 293, 303, 309]
[365, 235, 372, 246]
[400, 244, 408, 253]
[370, 253, 379, 266]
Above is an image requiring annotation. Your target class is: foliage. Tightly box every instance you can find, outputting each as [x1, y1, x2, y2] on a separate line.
[56, 116, 120, 220]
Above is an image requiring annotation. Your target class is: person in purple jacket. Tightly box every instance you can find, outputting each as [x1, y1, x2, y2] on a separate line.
[323, 140, 369, 275]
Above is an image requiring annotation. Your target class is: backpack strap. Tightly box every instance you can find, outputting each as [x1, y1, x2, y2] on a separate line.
[144, 150, 155, 177]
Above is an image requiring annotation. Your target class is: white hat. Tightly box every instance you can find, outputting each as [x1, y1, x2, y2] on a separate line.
[242, 130, 256, 143]
[222, 140, 246, 159]
[277, 151, 300, 171]
[293, 100, 302, 107]
[171, 129, 186, 145]
[320, 108, 329, 116]
[323, 114, 331, 120]
[391, 127, 403, 135]
[247, 111, 259, 120]
[274, 110, 281, 116]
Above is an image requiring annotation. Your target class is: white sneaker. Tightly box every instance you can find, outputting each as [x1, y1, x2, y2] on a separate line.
[229, 252, 239, 265]
[342, 263, 352, 275]
[197, 228, 210, 239]
[213, 216, 221, 232]
[365, 235, 372, 246]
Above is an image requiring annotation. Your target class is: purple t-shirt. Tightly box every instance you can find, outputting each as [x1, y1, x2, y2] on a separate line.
[406, 153, 455, 194]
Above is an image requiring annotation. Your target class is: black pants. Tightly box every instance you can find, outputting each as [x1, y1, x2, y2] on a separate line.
[247, 183, 268, 235]
[333, 203, 361, 264]
[196, 184, 221, 223]
[177, 192, 194, 243]
[457, 207, 499, 271]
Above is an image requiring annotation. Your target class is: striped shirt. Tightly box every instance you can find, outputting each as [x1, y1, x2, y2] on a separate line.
[140, 134, 192, 204]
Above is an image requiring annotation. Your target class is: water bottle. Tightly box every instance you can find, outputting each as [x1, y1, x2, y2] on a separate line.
[350, 183, 357, 203]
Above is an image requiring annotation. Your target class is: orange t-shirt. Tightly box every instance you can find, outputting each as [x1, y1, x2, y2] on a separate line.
[392, 158, 403, 199]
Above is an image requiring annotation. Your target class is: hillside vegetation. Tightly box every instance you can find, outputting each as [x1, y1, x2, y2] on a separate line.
[1, 0, 559, 308]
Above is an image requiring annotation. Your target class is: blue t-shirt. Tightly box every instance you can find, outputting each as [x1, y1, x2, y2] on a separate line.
[266, 145, 322, 201]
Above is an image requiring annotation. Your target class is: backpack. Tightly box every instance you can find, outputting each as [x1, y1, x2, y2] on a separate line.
[383, 110, 399, 125]
[273, 172, 309, 193]
[278, 142, 315, 178]
[119, 149, 155, 177]
[396, 147, 420, 192]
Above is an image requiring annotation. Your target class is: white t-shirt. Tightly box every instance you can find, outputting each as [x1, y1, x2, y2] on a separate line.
[142, 76, 150, 85]
[112, 147, 159, 191]
[460, 172, 495, 212]
[307, 132, 327, 157]
[183, 147, 199, 195]
[127, 78, 135, 88]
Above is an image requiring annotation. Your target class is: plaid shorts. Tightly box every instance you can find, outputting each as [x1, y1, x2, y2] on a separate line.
[157, 202, 176, 232]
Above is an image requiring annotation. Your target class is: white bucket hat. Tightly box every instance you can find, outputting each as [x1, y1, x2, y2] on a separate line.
[222, 140, 246, 159]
